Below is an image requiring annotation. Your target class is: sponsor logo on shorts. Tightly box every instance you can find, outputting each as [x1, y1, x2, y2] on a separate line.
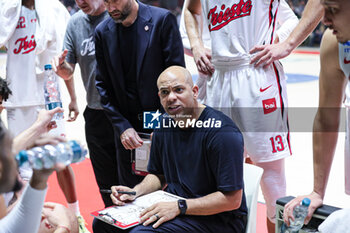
[207, 0, 252, 32]
[262, 98, 277, 114]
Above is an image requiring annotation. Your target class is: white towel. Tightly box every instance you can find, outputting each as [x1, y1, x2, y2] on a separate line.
[318, 208, 350, 233]
[0, 0, 21, 47]
[35, 0, 70, 77]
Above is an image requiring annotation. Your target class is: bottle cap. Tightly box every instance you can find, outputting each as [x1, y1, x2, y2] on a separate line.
[16, 150, 29, 166]
[302, 198, 311, 207]
[44, 64, 52, 70]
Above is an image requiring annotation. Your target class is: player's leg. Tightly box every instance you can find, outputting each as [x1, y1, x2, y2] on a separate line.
[255, 159, 286, 233]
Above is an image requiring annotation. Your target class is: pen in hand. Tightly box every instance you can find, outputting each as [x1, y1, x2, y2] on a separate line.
[100, 189, 136, 195]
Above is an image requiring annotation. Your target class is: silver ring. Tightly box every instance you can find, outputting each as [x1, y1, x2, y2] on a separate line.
[154, 214, 160, 220]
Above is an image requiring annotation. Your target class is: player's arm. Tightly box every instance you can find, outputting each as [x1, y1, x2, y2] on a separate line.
[283, 29, 347, 225]
[52, 50, 79, 121]
[312, 29, 347, 207]
[250, 0, 323, 67]
[184, 0, 214, 75]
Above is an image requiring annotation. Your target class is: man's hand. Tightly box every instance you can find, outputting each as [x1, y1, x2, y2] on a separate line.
[110, 186, 137, 205]
[192, 45, 214, 76]
[42, 202, 72, 230]
[140, 201, 180, 228]
[52, 49, 74, 80]
[120, 128, 143, 150]
[35, 108, 64, 134]
[67, 100, 79, 122]
[283, 192, 323, 226]
[249, 41, 292, 68]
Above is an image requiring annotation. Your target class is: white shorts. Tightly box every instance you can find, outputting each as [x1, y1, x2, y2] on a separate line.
[345, 108, 350, 194]
[204, 61, 291, 163]
[6, 105, 44, 137]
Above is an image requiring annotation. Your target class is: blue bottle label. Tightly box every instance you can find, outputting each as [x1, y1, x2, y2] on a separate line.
[45, 102, 62, 110]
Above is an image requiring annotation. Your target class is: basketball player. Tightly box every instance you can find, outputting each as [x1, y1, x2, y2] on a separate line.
[283, 0, 350, 229]
[184, 0, 298, 231]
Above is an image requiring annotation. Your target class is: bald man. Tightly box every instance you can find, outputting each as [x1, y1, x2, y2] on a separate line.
[93, 66, 247, 233]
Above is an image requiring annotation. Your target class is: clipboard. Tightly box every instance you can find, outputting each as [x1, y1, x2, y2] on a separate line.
[91, 190, 182, 229]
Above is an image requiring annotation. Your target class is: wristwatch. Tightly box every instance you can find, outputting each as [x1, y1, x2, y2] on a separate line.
[177, 199, 187, 215]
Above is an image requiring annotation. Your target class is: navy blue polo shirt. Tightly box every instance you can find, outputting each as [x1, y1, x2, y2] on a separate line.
[148, 106, 247, 218]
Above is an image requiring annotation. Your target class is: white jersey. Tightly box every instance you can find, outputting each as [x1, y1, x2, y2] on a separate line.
[339, 42, 350, 107]
[5, 6, 44, 107]
[340, 42, 350, 195]
[201, 0, 297, 65]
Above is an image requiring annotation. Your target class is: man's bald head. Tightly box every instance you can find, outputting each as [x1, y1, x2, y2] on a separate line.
[157, 66, 193, 89]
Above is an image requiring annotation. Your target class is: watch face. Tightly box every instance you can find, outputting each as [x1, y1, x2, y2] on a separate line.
[178, 199, 187, 215]
[179, 200, 185, 208]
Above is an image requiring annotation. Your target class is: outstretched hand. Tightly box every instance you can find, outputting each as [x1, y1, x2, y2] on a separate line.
[52, 50, 68, 76]
[35, 108, 64, 134]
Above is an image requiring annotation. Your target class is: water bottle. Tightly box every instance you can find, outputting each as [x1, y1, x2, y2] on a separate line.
[281, 198, 311, 233]
[16, 140, 87, 170]
[44, 64, 63, 120]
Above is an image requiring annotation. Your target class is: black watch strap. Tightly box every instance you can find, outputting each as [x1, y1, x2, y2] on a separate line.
[178, 199, 187, 215]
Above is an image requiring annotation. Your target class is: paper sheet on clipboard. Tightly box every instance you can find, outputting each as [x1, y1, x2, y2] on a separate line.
[91, 190, 182, 229]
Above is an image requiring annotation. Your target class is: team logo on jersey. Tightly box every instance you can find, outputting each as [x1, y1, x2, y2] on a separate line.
[344, 57, 350, 64]
[13, 35, 36, 54]
[81, 36, 95, 56]
[207, 0, 252, 32]
[262, 98, 277, 114]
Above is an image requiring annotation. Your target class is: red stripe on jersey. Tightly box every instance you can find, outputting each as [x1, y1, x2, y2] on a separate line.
[269, 0, 279, 44]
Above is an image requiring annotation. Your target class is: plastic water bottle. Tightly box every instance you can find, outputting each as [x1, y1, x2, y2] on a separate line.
[16, 140, 87, 170]
[281, 198, 311, 233]
[44, 64, 63, 120]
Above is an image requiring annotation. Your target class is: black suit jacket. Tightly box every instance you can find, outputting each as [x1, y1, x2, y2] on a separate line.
[95, 2, 185, 136]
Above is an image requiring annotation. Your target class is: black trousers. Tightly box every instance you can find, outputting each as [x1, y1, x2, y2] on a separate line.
[84, 107, 118, 207]
[93, 213, 246, 233]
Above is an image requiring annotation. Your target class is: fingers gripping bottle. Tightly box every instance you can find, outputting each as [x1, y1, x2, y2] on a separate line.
[43, 64, 65, 137]
[281, 198, 311, 233]
[44, 64, 63, 120]
[16, 140, 87, 170]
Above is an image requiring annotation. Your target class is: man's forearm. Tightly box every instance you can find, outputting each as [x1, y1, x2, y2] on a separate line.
[13, 121, 46, 153]
[64, 78, 77, 103]
[186, 190, 242, 216]
[284, 0, 323, 52]
[133, 174, 164, 198]
[312, 114, 340, 198]
[184, 1, 203, 51]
